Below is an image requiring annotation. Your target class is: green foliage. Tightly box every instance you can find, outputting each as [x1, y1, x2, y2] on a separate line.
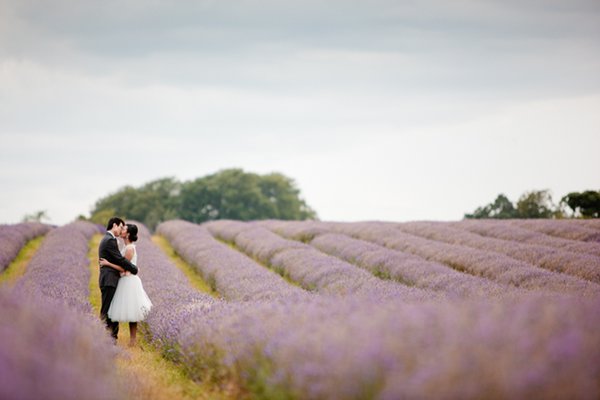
[465, 189, 580, 219]
[561, 190, 600, 218]
[92, 177, 181, 230]
[179, 169, 316, 223]
[89, 169, 317, 231]
[243, 355, 295, 400]
[515, 190, 557, 218]
[465, 194, 517, 219]
[89, 208, 117, 226]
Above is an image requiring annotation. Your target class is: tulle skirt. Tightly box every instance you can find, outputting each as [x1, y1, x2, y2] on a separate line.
[108, 275, 152, 322]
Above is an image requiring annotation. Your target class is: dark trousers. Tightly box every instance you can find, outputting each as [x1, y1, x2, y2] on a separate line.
[100, 285, 119, 340]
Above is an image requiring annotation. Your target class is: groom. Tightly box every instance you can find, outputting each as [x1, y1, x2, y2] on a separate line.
[99, 217, 138, 341]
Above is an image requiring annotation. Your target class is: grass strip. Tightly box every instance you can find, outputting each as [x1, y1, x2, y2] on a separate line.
[217, 235, 305, 290]
[0, 235, 45, 287]
[151, 235, 220, 298]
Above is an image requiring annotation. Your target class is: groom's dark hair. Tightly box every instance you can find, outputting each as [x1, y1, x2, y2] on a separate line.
[106, 217, 125, 231]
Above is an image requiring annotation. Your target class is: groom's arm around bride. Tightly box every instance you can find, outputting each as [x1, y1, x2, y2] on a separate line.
[99, 234, 138, 279]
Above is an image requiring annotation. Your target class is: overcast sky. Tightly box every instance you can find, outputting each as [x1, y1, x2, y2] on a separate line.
[1, 0, 599, 225]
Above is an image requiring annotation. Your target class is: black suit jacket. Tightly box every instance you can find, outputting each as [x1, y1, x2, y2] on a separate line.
[98, 232, 138, 288]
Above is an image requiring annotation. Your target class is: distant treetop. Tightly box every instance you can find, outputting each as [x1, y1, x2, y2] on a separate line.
[465, 189, 600, 219]
[89, 169, 317, 230]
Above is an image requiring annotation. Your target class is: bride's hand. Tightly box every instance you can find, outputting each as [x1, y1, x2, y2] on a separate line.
[99, 258, 109, 267]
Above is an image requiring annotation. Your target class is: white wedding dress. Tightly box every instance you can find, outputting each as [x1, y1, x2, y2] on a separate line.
[108, 244, 153, 322]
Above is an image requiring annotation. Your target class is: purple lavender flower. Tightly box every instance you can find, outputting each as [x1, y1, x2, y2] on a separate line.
[309, 232, 513, 298]
[132, 222, 217, 351]
[206, 220, 439, 301]
[323, 221, 600, 296]
[0, 222, 52, 272]
[509, 219, 600, 242]
[177, 293, 600, 400]
[449, 219, 600, 257]
[393, 221, 600, 284]
[15, 221, 99, 313]
[0, 288, 123, 400]
[156, 220, 308, 302]
[136, 220, 600, 399]
[1, 221, 124, 400]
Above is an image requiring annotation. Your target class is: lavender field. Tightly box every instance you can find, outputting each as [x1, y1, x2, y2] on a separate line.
[1, 222, 124, 400]
[2, 219, 600, 399]
[155, 219, 600, 399]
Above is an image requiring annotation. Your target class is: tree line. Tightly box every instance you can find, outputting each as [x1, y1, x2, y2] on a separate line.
[465, 189, 600, 219]
[86, 169, 317, 230]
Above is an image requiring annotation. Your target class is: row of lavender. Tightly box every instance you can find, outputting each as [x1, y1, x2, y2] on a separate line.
[391, 221, 600, 283]
[143, 219, 600, 398]
[207, 220, 515, 299]
[131, 223, 216, 359]
[1, 222, 124, 400]
[201, 220, 441, 301]
[257, 220, 600, 297]
[449, 219, 600, 255]
[155, 221, 308, 302]
[498, 219, 600, 242]
[0, 222, 52, 272]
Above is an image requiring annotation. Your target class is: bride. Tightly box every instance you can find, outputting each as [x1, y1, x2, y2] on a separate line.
[100, 223, 152, 347]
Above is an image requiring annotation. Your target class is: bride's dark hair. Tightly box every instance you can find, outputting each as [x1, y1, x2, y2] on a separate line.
[126, 224, 138, 242]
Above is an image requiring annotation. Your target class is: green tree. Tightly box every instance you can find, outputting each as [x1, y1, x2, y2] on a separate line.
[561, 190, 600, 218]
[89, 208, 117, 226]
[515, 190, 556, 218]
[91, 177, 181, 230]
[258, 172, 317, 220]
[179, 169, 317, 223]
[90, 169, 317, 230]
[465, 194, 518, 219]
[465, 190, 566, 219]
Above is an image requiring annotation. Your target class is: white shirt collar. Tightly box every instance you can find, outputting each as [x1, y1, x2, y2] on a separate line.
[107, 231, 116, 239]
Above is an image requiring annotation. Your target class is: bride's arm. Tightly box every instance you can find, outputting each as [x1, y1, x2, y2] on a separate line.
[99, 258, 125, 272]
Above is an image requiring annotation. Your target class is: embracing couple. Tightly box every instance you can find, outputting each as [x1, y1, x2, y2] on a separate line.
[98, 217, 152, 346]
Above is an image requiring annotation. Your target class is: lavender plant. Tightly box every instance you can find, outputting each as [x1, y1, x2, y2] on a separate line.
[394, 221, 600, 283]
[450, 219, 600, 257]
[15, 221, 100, 313]
[0, 222, 52, 272]
[178, 293, 600, 400]
[309, 232, 514, 298]
[206, 220, 439, 301]
[0, 288, 123, 400]
[156, 220, 309, 301]
[2, 221, 123, 400]
[509, 219, 600, 242]
[319, 222, 600, 296]
[139, 220, 600, 399]
[130, 223, 217, 355]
